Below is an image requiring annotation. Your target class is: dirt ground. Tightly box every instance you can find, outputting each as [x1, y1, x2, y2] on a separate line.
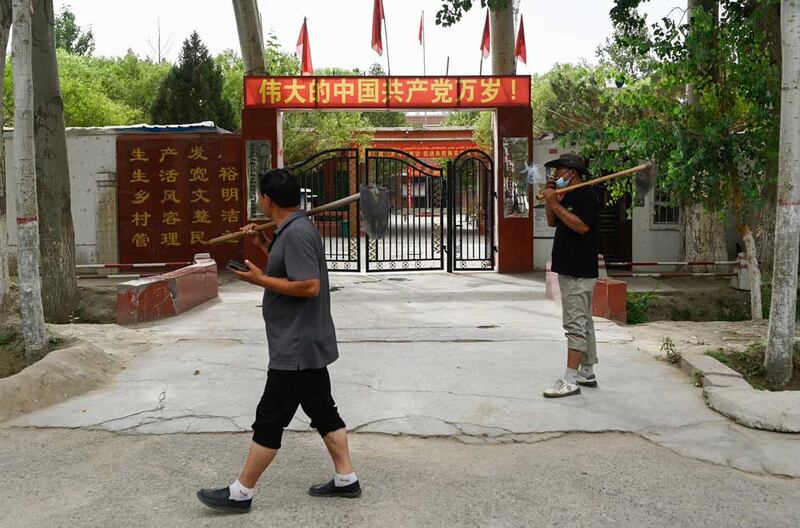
[0, 272, 240, 379]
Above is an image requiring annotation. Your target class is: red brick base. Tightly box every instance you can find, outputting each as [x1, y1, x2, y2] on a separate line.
[116, 257, 218, 325]
[592, 278, 627, 323]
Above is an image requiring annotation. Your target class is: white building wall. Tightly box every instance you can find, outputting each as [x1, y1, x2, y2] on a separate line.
[4, 129, 118, 266]
[531, 137, 685, 270]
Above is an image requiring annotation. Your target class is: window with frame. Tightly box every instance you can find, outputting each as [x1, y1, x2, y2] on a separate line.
[653, 187, 679, 225]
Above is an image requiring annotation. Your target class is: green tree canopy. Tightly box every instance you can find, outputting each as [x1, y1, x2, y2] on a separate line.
[55, 4, 95, 56]
[151, 31, 236, 130]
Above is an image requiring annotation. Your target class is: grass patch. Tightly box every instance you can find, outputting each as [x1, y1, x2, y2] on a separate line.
[707, 343, 800, 391]
[627, 291, 655, 325]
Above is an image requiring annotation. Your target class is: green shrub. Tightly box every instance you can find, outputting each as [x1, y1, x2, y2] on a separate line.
[627, 291, 655, 325]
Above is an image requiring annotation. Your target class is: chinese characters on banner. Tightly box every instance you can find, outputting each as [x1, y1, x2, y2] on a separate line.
[244, 76, 530, 109]
[117, 135, 246, 266]
[370, 141, 479, 162]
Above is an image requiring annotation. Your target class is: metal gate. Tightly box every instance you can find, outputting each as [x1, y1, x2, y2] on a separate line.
[288, 148, 360, 271]
[363, 148, 445, 271]
[447, 150, 495, 271]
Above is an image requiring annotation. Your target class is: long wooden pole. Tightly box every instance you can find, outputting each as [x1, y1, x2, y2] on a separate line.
[208, 193, 361, 245]
[535, 163, 652, 200]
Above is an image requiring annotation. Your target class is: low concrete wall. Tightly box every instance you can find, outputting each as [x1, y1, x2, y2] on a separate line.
[116, 257, 218, 324]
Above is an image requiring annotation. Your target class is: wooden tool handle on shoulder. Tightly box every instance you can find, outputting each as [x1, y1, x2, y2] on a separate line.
[206, 192, 361, 246]
[535, 163, 652, 200]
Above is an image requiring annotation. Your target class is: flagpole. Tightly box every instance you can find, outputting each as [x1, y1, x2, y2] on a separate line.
[383, 4, 391, 75]
[480, 56, 483, 75]
[422, 11, 426, 76]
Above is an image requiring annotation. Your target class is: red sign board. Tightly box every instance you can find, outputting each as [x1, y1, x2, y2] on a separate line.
[244, 76, 530, 110]
[370, 141, 479, 161]
[117, 134, 246, 266]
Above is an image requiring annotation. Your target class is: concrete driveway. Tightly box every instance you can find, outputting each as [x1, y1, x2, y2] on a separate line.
[9, 272, 800, 477]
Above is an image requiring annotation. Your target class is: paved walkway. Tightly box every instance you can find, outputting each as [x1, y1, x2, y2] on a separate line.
[9, 272, 800, 477]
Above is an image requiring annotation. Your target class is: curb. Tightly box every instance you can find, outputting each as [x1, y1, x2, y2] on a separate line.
[679, 352, 800, 433]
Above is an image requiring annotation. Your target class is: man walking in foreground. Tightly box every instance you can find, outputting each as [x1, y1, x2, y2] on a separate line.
[197, 169, 360, 514]
[541, 153, 600, 398]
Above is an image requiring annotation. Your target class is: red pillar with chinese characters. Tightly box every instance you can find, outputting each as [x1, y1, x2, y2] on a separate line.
[241, 107, 281, 270]
[495, 107, 534, 273]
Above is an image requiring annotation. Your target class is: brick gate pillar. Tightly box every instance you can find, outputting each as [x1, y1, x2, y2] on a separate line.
[495, 107, 534, 273]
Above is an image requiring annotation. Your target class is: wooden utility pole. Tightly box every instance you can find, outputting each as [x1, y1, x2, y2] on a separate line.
[232, 0, 266, 75]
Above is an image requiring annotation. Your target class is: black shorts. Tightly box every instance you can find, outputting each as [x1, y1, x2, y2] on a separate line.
[251, 367, 346, 449]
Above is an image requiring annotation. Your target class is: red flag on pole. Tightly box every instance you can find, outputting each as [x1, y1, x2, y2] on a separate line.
[480, 11, 491, 59]
[372, 0, 385, 55]
[515, 15, 527, 64]
[418, 11, 424, 45]
[297, 18, 313, 76]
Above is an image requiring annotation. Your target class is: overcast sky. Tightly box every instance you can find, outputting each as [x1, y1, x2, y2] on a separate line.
[54, 0, 685, 75]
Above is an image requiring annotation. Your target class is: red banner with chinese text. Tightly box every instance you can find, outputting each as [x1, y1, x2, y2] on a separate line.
[244, 76, 530, 109]
[369, 141, 479, 162]
[117, 134, 246, 267]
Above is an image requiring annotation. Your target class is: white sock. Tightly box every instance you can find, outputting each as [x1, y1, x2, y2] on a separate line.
[564, 367, 578, 382]
[334, 472, 358, 487]
[229, 479, 254, 501]
[579, 364, 594, 377]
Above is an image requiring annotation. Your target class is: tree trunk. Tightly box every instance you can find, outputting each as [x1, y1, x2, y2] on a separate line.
[32, 0, 77, 323]
[680, 202, 727, 263]
[0, 0, 11, 311]
[740, 224, 763, 320]
[490, 3, 515, 75]
[765, 0, 800, 386]
[232, 0, 266, 75]
[753, 175, 777, 273]
[12, 0, 47, 362]
[682, 1, 726, 265]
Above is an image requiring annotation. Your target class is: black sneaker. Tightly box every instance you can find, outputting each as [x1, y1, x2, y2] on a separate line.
[575, 373, 598, 388]
[196, 486, 252, 514]
[308, 479, 362, 498]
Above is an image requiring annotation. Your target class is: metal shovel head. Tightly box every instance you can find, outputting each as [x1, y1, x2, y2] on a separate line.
[359, 184, 389, 239]
[635, 162, 656, 196]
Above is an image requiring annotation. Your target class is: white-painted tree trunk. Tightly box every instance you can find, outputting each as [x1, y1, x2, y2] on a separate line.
[490, 3, 515, 75]
[12, 0, 47, 362]
[765, 0, 800, 386]
[232, 0, 266, 76]
[740, 225, 763, 320]
[0, 0, 12, 312]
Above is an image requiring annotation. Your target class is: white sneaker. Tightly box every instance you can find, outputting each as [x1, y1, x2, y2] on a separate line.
[575, 373, 598, 388]
[543, 378, 581, 399]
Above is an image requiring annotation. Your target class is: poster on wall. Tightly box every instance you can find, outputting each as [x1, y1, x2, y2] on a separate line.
[116, 134, 246, 266]
[246, 140, 272, 219]
[502, 137, 530, 218]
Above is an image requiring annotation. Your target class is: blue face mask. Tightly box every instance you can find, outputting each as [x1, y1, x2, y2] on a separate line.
[555, 175, 572, 189]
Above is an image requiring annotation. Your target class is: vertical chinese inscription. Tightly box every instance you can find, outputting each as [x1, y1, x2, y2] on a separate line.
[117, 135, 246, 265]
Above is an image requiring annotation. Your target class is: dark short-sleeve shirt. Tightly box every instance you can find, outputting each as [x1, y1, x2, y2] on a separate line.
[262, 212, 339, 370]
[551, 186, 599, 279]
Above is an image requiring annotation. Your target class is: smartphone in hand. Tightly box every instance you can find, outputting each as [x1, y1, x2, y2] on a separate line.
[226, 259, 249, 272]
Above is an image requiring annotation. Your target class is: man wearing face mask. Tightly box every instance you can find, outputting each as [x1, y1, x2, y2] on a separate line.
[540, 153, 599, 398]
[196, 169, 361, 514]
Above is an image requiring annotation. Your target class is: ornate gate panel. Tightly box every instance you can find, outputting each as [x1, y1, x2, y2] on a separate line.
[288, 148, 360, 271]
[448, 150, 495, 271]
[363, 148, 444, 271]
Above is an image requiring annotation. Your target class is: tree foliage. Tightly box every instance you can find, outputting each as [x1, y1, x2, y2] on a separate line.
[55, 4, 94, 56]
[150, 32, 236, 131]
[435, 0, 509, 26]
[552, 1, 781, 223]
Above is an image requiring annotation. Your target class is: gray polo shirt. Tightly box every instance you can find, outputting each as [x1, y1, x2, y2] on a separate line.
[262, 212, 339, 370]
